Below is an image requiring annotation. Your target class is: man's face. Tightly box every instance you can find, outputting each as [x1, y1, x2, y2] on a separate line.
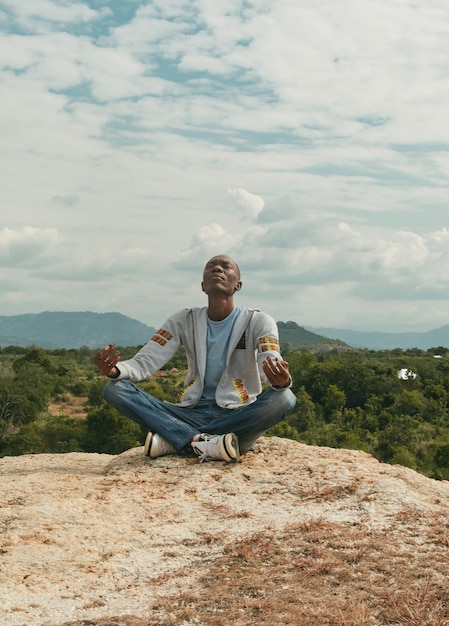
[201, 255, 242, 296]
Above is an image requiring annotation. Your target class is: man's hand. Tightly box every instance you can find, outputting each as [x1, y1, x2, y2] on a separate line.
[93, 344, 120, 377]
[262, 355, 291, 388]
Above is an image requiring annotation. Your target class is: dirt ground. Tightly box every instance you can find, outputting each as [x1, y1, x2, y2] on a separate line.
[1, 437, 449, 626]
[48, 394, 89, 420]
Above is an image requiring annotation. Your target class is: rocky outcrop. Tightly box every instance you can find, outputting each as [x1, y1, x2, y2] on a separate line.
[1, 438, 449, 625]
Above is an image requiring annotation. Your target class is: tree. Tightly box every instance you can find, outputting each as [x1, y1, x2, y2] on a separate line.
[435, 442, 449, 468]
[3, 422, 46, 455]
[84, 404, 143, 454]
[268, 421, 300, 441]
[0, 383, 21, 443]
[322, 384, 346, 421]
[389, 445, 417, 470]
[11, 363, 53, 423]
[2, 417, 86, 456]
[12, 347, 56, 374]
[87, 378, 107, 407]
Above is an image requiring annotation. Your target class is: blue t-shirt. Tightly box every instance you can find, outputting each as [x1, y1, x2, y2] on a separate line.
[201, 307, 241, 401]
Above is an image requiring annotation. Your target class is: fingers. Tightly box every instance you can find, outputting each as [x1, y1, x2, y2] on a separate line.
[262, 356, 290, 387]
[94, 344, 120, 376]
[263, 355, 288, 374]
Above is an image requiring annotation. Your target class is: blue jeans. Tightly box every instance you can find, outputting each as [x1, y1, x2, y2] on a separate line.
[103, 379, 297, 454]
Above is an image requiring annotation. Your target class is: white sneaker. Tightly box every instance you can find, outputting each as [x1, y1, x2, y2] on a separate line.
[191, 433, 240, 463]
[144, 432, 176, 458]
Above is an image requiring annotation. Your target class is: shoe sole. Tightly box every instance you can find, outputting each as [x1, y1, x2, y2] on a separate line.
[149, 433, 177, 458]
[143, 432, 153, 457]
[224, 433, 240, 462]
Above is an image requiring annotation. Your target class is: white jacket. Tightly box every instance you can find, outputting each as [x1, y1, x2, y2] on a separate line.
[115, 306, 291, 408]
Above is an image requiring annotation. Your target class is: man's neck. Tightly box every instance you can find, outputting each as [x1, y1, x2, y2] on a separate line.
[207, 296, 235, 321]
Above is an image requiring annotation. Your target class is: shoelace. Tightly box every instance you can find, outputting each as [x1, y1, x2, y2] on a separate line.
[192, 442, 217, 462]
[197, 451, 213, 463]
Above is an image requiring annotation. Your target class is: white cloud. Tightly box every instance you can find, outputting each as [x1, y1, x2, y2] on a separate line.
[0, 226, 59, 267]
[1, 0, 449, 331]
[176, 223, 237, 269]
[1, 0, 104, 29]
[228, 188, 264, 219]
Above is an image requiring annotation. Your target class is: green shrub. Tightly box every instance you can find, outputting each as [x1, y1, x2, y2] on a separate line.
[85, 404, 143, 454]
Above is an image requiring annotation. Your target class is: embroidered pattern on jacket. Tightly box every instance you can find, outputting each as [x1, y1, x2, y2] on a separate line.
[260, 336, 279, 352]
[232, 378, 249, 404]
[177, 379, 196, 402]
[150, 328, 173, 347]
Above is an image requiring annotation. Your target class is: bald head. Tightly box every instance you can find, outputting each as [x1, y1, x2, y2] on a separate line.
[201, 255, 242, 296]
[204, 255, 240, 279]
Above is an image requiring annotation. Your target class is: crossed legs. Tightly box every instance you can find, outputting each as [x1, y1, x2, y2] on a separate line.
[103, 379, 296, 454]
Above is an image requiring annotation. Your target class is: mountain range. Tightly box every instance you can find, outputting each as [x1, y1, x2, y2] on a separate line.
[0, 312, 157, 349]
[307, 325, 449, 350]
[0, 311, 448, 350]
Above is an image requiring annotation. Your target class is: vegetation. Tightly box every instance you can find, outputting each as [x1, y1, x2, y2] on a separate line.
[276, 347, 449, 479]
[141, 511, 449, 626]
[2, 343, 449, 480]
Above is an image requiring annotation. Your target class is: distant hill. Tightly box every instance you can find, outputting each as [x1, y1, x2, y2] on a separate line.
[277, 321, 345, 349]
[0, 312, 335, 351]
[9, 312, 447, 352]
[0, 312, 156, 349]
[308, 325, 449, 350]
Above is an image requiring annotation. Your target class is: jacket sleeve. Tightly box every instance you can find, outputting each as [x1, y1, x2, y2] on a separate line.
[253, 311, 293, 390]
[114, 310, 187, 382]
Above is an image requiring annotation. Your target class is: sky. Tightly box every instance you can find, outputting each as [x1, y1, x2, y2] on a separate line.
[1, 0, 449, 333]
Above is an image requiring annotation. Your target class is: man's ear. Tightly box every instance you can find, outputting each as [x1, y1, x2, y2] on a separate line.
[234, 281, 242, 292]
[201, 281, 205, 293]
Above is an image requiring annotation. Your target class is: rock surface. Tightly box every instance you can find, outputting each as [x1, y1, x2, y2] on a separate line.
[1, 437, 449, 626]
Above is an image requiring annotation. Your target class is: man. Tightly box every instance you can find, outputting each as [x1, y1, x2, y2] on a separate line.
[94, 255, 296, 463]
